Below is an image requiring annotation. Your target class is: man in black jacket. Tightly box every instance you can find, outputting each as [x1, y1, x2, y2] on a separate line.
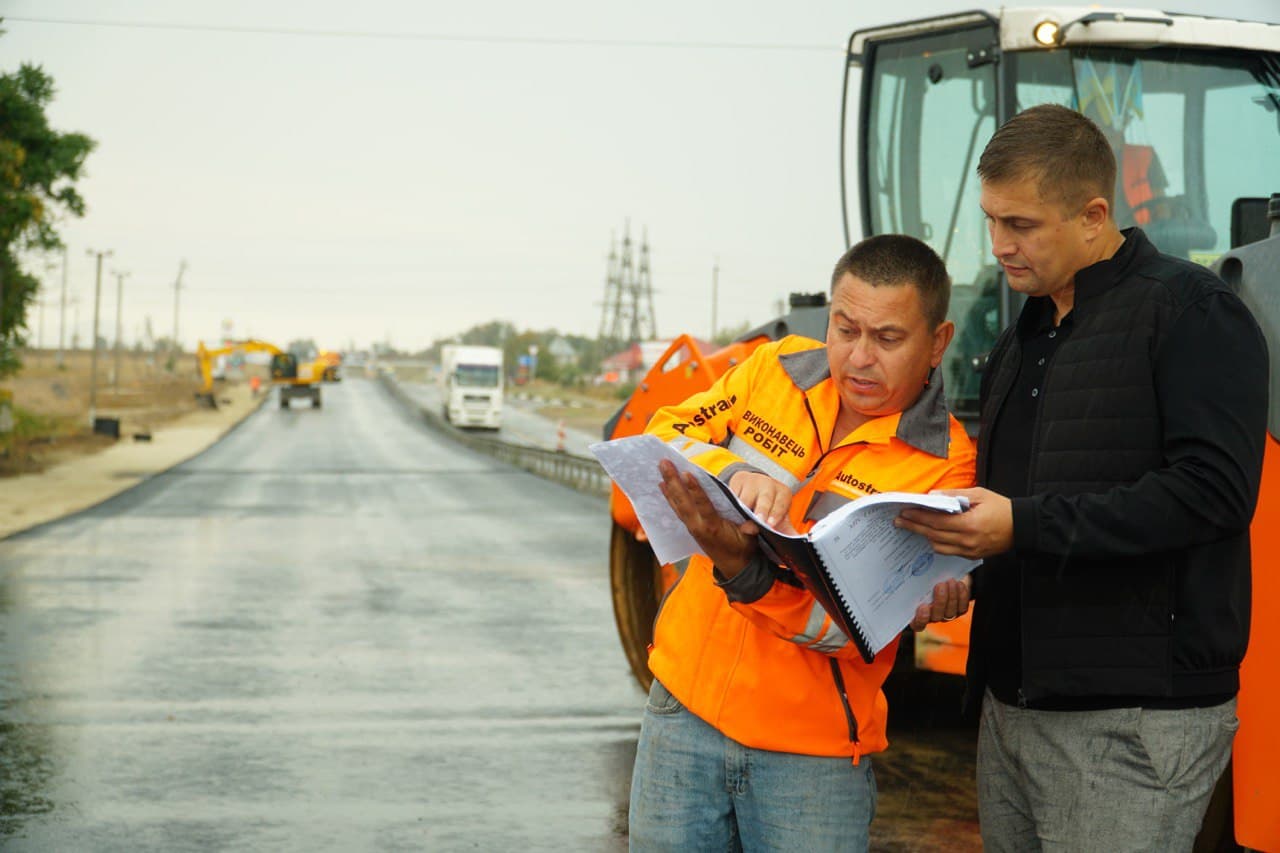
[898, 104, 1268, 851]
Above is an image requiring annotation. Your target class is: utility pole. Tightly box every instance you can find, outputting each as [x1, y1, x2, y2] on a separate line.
[33, 259, 55, 358]
[86, 248, 112, 427]
[70, 293, 81, 350]
[598, 221, 657, 350]
[171, 259, 187, 364]
[636, 228, 657, 341]
[111, 269, 129, 391]
[711, 257, 719, 342]
[620, 224, 635, 343]
[598, 233, 622, 351]
[35, 280, 45, 354]
[57, 245, 69, 368]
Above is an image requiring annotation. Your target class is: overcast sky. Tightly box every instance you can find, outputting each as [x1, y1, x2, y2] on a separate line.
[4, 0, 1278, 354]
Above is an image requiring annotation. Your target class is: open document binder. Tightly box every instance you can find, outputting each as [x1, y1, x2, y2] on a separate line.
[590, 435, 980, 663]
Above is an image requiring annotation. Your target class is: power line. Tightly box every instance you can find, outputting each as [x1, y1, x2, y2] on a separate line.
[1, 15, 838, 52]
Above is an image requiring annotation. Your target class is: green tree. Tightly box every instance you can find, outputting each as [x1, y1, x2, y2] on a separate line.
[429, 322, 612, 386]
[459, 320, 514, 350]
[0, 62, 94, 377]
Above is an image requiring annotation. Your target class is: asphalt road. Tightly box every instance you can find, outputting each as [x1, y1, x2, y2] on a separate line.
[0, 377, 640, 851]
[0, 376, 980, 851]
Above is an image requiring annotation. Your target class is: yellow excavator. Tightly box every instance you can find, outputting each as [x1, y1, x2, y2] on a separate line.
[195, 339, 323, 410]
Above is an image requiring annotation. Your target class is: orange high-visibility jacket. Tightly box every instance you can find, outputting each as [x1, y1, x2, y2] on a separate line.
[645, 335, 976, 760]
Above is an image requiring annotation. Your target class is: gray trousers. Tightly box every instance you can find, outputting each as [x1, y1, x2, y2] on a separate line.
[977, 689, 1237, 853]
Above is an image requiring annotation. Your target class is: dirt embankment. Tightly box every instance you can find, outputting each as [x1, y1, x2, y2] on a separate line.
[0, 348, 263, 476]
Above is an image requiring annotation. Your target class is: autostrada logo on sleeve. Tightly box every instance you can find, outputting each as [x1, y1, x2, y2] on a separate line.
[672, 395, 738, 434]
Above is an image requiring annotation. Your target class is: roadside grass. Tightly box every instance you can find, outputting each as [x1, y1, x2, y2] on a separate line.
[0, 348, 207, 476]
[512, 378, 620, 435]
[0, 404, 104, 477]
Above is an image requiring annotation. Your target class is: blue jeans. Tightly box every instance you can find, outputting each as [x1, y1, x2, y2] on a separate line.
[628, 679, 876, 852]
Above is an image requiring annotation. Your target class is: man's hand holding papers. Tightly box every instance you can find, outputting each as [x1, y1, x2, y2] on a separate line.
[657, 459, 764, 579]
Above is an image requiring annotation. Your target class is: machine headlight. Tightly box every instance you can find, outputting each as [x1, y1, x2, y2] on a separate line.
[1033, 19, 1062, 47]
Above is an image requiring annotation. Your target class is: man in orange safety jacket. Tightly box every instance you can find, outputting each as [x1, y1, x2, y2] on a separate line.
[627, 234, 977, 852]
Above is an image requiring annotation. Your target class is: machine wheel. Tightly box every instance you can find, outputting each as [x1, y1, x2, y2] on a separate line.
[312, 390, 322, 409]
[609, 521, 666, 692]
[279, 393, 289, 409]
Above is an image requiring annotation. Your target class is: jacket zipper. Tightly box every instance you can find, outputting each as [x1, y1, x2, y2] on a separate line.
[984, 328, 1030, 705]
[808, 390, 860, 747]
[803, 395, 826, 476]
[803, 396, 863, 484]
[1013, 318, 1059, 707]
[827, 658, 860, 743]
[1018, 332, 1036, 706]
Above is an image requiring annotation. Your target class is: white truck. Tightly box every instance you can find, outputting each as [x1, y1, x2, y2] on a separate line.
[439, 344, 503, 429]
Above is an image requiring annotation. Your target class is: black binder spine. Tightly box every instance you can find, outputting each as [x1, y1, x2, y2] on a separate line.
[817, 548, 876, 665]
[764, 533, 876, 665]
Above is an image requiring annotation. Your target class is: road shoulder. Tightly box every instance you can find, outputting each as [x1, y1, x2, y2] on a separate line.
[0, 383, 266, 540]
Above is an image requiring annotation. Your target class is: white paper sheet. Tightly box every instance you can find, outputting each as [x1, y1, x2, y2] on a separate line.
[588, 434, 746, 565]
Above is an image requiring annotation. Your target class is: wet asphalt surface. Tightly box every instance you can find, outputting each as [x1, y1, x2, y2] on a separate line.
[0, 377, 979, 851]
[0, 378, 639, 851]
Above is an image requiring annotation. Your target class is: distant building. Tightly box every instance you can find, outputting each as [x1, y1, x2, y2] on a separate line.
[599, 343, 643, 384]
[547, 336, 578, 369]
[598, 337, 712, 384]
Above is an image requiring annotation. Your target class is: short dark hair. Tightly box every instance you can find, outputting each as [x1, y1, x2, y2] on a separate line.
[830, 234, 951, 328]
[977, 103, 1116, 213]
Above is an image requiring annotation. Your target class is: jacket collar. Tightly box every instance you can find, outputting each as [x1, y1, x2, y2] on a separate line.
[1073, 226, 1156, 305]
[778, 345, 952, 459]
[778, 345, 829, 391]
[1016, 226, 1156, 336]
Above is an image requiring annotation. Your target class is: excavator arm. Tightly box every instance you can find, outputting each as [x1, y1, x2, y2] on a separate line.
[195, 339, 287, 406]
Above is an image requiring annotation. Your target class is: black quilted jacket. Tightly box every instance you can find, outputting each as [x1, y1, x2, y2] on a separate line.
[969, 228, 1269, 705]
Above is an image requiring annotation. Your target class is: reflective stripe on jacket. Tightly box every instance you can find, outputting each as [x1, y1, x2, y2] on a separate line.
[645, 335, 976, 759]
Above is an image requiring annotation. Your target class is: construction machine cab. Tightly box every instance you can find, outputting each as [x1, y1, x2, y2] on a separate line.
[270, 353, 299, 381]
[844, 8, 1280, 419]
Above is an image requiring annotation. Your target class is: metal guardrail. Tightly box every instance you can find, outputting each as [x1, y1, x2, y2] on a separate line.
[377, 370, 611, 499]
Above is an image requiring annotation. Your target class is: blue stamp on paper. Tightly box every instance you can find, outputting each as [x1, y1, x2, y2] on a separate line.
[909, 551, 934, 576]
